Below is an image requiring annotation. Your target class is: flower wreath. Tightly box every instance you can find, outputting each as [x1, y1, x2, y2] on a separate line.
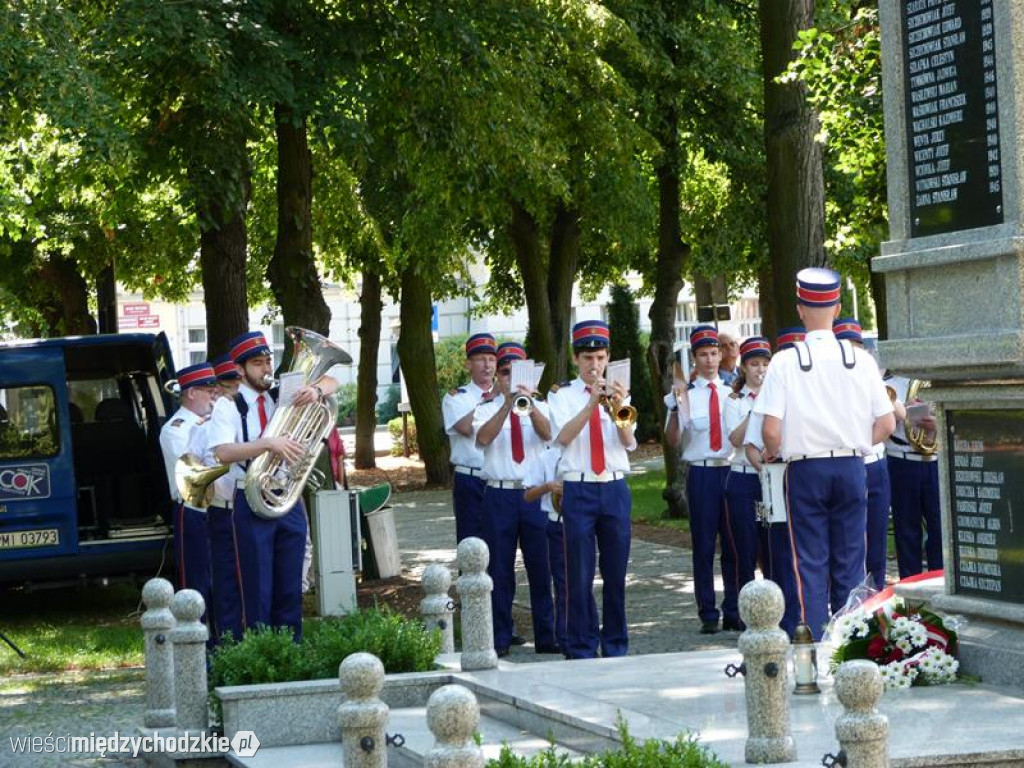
[830, 599, 961, 690]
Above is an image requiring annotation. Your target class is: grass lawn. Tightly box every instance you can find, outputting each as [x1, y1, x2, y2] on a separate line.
[627, 466, 689, 534]
[0, 581, 145, 675]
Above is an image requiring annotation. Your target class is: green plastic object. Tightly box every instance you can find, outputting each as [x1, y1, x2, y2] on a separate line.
[358, 483, 391, 515]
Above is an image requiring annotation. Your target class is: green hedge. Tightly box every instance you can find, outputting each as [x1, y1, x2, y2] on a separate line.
[388, 415, 418, 456]
[209, 607, 440, 719]
[489, 721, 724, 767]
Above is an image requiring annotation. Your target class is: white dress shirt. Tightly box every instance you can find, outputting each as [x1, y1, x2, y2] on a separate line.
[753, 330, 894, 460]
[547, 378, 635, 475]
[724, 386, 758, 467]
[159, 406, 203, 503]
[472, 397, 551, 482]
[678, 376, 732, 463]
[883, 375, 915, 454]
[442, 380, 489, 469]
[743, 412, 765, 452]
[523, 445, 563, 521]
[205, 384, 277, 488]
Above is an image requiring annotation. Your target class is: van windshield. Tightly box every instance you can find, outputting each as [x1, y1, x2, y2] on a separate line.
[0, 385, 60, 460]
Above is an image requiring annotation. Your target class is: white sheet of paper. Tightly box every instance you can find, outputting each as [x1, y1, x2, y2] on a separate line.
[277, 371, 305, 407]
[606, 359, 631, 395]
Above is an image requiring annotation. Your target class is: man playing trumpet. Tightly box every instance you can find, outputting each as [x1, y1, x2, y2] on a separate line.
[547, 320, 636, 659]
[474, 341, 557, 656]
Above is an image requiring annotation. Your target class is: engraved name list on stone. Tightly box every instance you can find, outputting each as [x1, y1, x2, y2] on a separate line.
[901, 0, 1003, 238]
[947, 410, 1024, 604]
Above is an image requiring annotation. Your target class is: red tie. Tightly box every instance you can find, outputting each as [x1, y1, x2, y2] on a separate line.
[748, 392, 756, 400]
[708, 383, 722, 452]
[586, 388, 606, 474]
[510, 411, 525, 464]
[257, 393, 268, 435]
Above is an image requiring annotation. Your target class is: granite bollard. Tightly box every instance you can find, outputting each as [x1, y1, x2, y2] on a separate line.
[169, 589, 209, 734]
[424, 684, 484, 768]
[338, 652, 390, 768]
[421, 563, 455, 654]
[736, 580, 796, 764]
[141, 578, 176, 728]
[823, 660, 889, 768]
[456, 537, 497, 671]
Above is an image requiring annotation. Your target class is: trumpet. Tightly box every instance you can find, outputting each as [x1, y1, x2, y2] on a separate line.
[512, 391, 542, 416]
[599, 395, 637, 429]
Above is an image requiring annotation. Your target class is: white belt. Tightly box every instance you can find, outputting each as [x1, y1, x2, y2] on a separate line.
[788, 448, 859, 462]
[863, 453, 883, 465]
[486, 479, 523, 490]
[730, 465, 758, 475]
[562, 470, 626, 483]
[454, 465, 483, 476]
[887, 450, 938, 463]
[691, 458, 730, 468]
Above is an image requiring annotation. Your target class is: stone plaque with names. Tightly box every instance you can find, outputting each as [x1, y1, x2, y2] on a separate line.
[947, 409, 1024, 604]
[901, 0, 1003, 237]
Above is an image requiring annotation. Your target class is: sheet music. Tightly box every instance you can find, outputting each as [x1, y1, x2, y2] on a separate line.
[605, 359, 631, 395]
[277, 371, 305, 407]
[510, 359, 540, 394]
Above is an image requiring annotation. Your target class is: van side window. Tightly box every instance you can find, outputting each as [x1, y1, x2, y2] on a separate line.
[0, 385, 60, 459]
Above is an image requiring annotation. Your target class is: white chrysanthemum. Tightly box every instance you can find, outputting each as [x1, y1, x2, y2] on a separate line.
[832, 611, 870, 643]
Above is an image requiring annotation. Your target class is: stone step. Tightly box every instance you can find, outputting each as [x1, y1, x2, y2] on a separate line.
[226, 708, 585, 768]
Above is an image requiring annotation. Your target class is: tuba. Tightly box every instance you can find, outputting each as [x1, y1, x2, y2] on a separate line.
[245, 327, 352, 519]
[906, 379, 938, 456]
[175, 453, 230, 509]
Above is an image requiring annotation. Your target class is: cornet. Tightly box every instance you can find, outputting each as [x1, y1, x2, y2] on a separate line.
[512, 393, 535, 416]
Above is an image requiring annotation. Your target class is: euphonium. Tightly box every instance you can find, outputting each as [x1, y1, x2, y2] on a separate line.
[175, 453, 230, 509]
[244, 327, 352, 520]
[906, 379, 938, 456]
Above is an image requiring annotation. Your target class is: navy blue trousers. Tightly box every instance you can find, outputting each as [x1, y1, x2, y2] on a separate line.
[453, 472, 486, 543]
[723, 471, 760, 624]
[208, 492, 307, 644]
[481, 486, 555, 651]
[888, 456, 943, 578]
[688, 465, 736, 626]
[865, 459, 891, 590]
[562, 479, 631, 659]
[758, 521, 801, 636]
[174, 502, 214, 643]
[785, 457, 866, 640]
[547, 519, 568, 653]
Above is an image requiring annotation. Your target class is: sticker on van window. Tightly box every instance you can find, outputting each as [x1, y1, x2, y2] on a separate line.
[0, 464, 51, 501]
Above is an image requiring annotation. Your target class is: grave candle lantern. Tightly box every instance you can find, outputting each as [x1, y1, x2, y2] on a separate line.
[792, 622, 821, 695]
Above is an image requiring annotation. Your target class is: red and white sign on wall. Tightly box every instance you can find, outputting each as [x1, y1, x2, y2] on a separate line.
[137, 315, 160, 329]
[122, 302, 150, 316]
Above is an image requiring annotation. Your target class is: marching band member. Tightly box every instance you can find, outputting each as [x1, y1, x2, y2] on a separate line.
[754, 269, 894, 639]
[547, 320, 635, 659]
[213, 353, 243, 397]
[885, 374, 942, 578]
[665, 325, 738, 634]
[743, 327, 804, 636]
[474, 341, 557, 656]
[443, 333, 497, 544]
[723, 336, 772, 625]
[159, 362, 219, 618]
[204, 331, 339, 643]
[834, 317, 895, 590]
[523, 444, 567, 655]
[717, 332, 741, 386]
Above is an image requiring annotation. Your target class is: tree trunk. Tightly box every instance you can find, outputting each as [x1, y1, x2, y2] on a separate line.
[355, 267, 382, 469]
[546, 204, 580, 385]
[757, 266, 778, 343]
[266, 104, 331, 336]
[397, 259, 451, 487]
[36, 252, 97, 336]
[647, 161, 690, 519]
[96, 261, 118, 334]
[511, 202, 556, 385]
[870, 269, 888, 339]
[196, 145, 250, 357]
[759, 0, 827, 330]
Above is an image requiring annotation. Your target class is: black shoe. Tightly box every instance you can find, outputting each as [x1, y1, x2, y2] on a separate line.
[722, 618, 744, 632]
[535, 644, 562, 655]
[510, 633, 528, 646]
[700, 621, 719, 635]
[496, 647, 510, 658]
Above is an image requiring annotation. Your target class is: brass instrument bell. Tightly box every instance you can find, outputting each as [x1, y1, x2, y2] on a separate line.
[175, 453, 231, 509]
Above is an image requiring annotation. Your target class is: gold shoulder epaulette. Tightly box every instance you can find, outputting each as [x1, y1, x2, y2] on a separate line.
[448, 388, 458, 396]
[728, 392, 740, 400]
[548, 384, 560, 393]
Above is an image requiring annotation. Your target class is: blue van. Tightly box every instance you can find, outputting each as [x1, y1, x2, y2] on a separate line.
[0, 333, 177, 587]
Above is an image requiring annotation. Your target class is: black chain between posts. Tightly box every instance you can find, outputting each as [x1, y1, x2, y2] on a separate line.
[724, 662, 746, 678]
[821, 750, 847, 767]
